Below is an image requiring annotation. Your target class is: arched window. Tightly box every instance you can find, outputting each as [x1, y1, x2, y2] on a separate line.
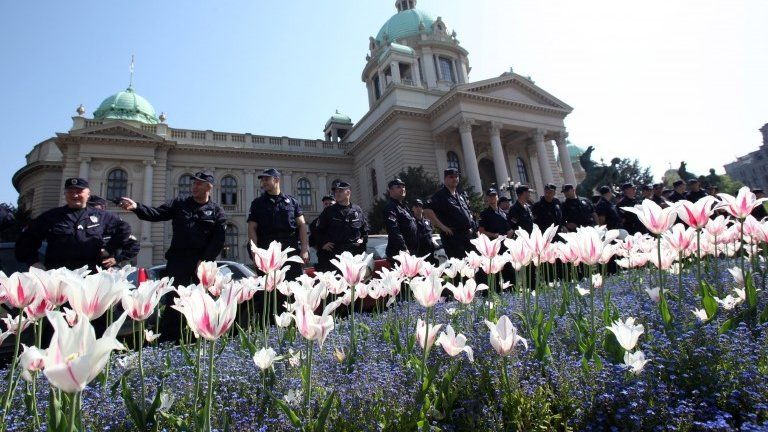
[297, 178, 312, 208]
[222, 224, 239, 260]
[516, 158, 530, 184]
[447, 151, 461, 171]
[178, 174, 194, 198]
[106, 169, 128, 202]
[371, 169, 378, 197]
[220, 176, 237, 206]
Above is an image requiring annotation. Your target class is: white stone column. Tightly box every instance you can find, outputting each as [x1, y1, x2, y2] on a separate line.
[557, 132, 577, 185]
[533, 129, 553, 185]
[489, 122, 511, 196]
[412, 61, 422, 87]
[78, 157, 90, 179]
[528, 145, 545, 196]
[244, 170, 255, 207]
[378, 70, 386, 93]
[316, 174, 327, 212]
[421, 48, 437, 88]
[137, 160, 155, 267]
[458, 119, 483, 193]
[433, 135, 448, 177]
[282, 172, 293, 196]
[390, 61, 401, 84]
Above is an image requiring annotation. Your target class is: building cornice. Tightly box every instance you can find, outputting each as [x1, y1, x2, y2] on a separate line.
[12, 160, 63, 191]
[170, 145, 352, 161]
[429, 90, 572, 118]
[347, 107, 429, 154]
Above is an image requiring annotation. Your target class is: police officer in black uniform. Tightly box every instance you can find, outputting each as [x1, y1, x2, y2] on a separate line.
[87, 195, 140, 266]
[669, 180, 686, 203]
[247, 168, 309, 280]
[751, 189, 768, 220]
[640, 184, 653, 203]
[0, 205, 14, 233]
[412, 199, 437, 263]
[684, 178, 708, 202]
[595, 185, 622, 230]
[384, 178, 418, 262]
[120, 171, 226, 285]
[498, 196, 511, 216]
[314, 180, 368, 271]
[507, 185, 534, 234]
[617, 183, 647, 234]
[423, 168, 476, 259]
[532, 183, 564, 232]
[479, 188, 513, 239]
[309, 195, 334, 252]
[651, 183, 670, 208]
[561, 184, 597, 232]
[16, 178, 132, 272]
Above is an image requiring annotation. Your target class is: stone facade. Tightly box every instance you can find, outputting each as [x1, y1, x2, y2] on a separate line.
[724, 124, 768, 190]
[12, 0, 576, 267]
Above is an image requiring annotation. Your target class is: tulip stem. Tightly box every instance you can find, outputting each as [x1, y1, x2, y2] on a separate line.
[68, 392, 79, 432]
[138, 320, 146, 412]
[30, 322, 42, 430]
[0, 309, 24, 432]
[205, 339, 216, 432]
[192, 337, 203, 427]
[304, 339, 314, 421]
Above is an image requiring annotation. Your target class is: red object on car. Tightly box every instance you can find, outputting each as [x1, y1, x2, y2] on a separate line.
[137, 267, 148, 284]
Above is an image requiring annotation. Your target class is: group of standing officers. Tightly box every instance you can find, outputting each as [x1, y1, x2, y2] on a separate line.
[14, 166, 768, 340]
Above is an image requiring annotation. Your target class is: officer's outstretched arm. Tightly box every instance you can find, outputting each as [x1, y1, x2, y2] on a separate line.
[130, 199, 175, 222]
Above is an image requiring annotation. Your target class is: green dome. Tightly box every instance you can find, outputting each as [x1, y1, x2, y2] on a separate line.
[567, 144, 585, 164]
[376, 9, 435, 43]
[93, 86, 159, 124]
[325, 110, 352, 129]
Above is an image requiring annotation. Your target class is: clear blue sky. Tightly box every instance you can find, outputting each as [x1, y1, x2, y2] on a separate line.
[1, 0, 766, 205]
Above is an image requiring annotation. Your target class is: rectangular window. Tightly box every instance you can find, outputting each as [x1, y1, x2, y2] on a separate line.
[373, 75, 381, 99]
[439, 57, 456, 83]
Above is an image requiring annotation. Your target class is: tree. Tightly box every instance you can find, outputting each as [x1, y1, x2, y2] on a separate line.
[615, 158, 654, 187]
[368, 166, 440, 234]
[717, 174, 744, 195]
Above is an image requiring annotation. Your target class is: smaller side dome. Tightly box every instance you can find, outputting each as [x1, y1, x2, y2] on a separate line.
[325, 110, 353, 129]
[566, 144, 585, 165]
[93, 86, 159, 124]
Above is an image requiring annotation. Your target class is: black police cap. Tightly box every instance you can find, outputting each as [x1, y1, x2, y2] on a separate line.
[641, 184, 653, 191]
[485, 188, 498, 196]
[64, 178, 89, 189]
[598, 185, 611, 194]
[653, 183, 664, 189]
[87, 195, 107, 207]
[515, 185, 530, 195]
[753, 188, 764, 194]
[687, 178, 699, 184]
[387, 178, 405, 188]
[192, 171, 216, 185]
[321, 195, 334, 202]
[498, 196, 511, 203]
[332, 180, 351, 191]
[621, 182, 635, 190]
[672, 180, 685, 187]
[443, 168, 460, 177]
[561, 184, 574, 192]
[257, 168, 281, 179]
[544, 183, 557, 191]
[412, 199, 424, 207]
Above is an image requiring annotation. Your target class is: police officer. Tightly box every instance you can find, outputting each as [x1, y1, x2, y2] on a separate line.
[532, 183, 564, 231]
[120, 171, 226, 285]
[87, 195, 140, 266]
[0, 205, 14, 233]
[479, 188, 513, 239]
[247, 168, 309, 279]
[384, 178, 418, 262]
[423, 168, 476, 259]
[16, 178, 131, 272]
[640, 184, 653, 203]
[669, 180, 686, 203]
[751, 189, 768, 220]
[314, 180, 368, 271]
[119, 171, 225, 342]
[651, 183, 670, 208]
[498, 196, 512, 216]
[561, 184, 597, 231]
[595, 185, 622, 230]
[684, 178, 708, 202]
[507, 185, 534, 234]
[412, 199, 438, 263]
[309, 195, 334, 252]
[617, 183, 647, 234]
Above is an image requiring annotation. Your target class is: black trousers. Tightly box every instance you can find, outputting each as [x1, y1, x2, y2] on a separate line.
[440, 231, 473, 260]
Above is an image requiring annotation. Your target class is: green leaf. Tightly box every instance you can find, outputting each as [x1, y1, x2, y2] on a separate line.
[702, 288, 718, 320]
[658, 291, 674, 328]
[236, 323, 257, 356]
[745, 273, 759, 309]
[719, 317, 739, 334]
[314, 390, 337, 432]
[120, 375, 145, 429]
[269, 392, 302, 428]
[760, 305, 768, 324]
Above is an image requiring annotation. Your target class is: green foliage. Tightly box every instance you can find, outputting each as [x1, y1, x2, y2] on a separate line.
[615, 158, 654, 188]
[718, 174, 745, 195]
[500, 384, 569, 431]
[369, 166, 440, 234]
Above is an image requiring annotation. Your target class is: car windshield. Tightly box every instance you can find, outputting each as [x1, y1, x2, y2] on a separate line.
[366, 237, 387, 260]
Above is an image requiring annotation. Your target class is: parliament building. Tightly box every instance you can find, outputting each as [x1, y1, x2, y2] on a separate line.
[12, 0, 577, 267]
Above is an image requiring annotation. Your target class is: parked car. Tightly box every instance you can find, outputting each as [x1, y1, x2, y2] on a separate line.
[127, 260, 256, 285]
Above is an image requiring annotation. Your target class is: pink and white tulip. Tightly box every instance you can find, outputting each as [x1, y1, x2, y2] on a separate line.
[121, 278, 174, 321]
[415, 318, 442, 351]
[331, 251, 372, 287]
[446, 279, 488, 304]
[485, 315, 528, 356]
[717, 186, 768, 220]
[66, 272, 126, 321]
[470, 233, 505, 259]
[621, 200, 678, 235]
[171, 284, 242, 341]
[435, 325, 473, 361]
[677, 197, 717, 229]
[0, 271, 40, 309]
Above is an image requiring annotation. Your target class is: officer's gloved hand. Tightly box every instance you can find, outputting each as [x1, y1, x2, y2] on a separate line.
[118, 197, 137, 211]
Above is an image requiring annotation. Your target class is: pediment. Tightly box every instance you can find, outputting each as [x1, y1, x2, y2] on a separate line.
[70, 121, 163, 141]
[461, 75, 573, 111]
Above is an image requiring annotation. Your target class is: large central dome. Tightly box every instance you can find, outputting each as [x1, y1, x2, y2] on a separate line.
[93, 86, 159, 125]
[376, 8, 435, 43]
